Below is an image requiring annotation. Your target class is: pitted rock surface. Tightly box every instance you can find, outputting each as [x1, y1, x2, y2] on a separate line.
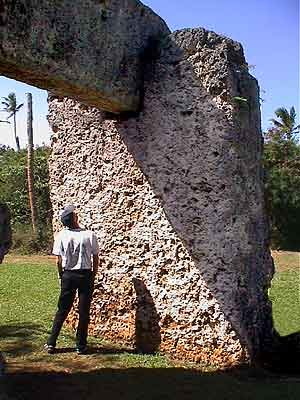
[48, 28, 274, 368]
[0, 0, 169, 113]
[0, 203, 12, 263]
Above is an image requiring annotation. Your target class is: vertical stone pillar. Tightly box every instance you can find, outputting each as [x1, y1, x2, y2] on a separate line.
[48, 28, 274, 368]
[0, 203, 12, 263]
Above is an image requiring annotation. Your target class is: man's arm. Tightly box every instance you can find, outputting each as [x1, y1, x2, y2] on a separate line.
[91, 232, 100, 279]
[52, 232, 62, 278]
[56, 255, 63, 279]
[92, 254, 99, 280]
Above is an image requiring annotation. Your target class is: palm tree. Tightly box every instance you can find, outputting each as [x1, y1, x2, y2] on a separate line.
[270, 106, 300, 141]
[26, 93, 37, 234]
[1, 93, 23, 151]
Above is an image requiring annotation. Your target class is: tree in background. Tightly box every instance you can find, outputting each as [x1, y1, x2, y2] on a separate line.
[264, 107, 300, 250]
[0, 146, 52, 253]
[270, 106, 299, 140]
[26, 93, 37, 234]
[1, 93, 24, 151]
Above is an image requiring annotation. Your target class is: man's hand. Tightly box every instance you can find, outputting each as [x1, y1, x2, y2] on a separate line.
[56, 255, 63, 280]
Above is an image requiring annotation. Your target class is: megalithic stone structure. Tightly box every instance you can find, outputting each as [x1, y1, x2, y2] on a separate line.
[0, 0, 169, 112]
[48, 28, 275, 367]
[0, 203, 12, 263]
[0, 0, 275, 368]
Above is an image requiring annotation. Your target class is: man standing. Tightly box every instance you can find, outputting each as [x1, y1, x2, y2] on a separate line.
[0, 203, 12, 264]
[45, 205, 99, 355]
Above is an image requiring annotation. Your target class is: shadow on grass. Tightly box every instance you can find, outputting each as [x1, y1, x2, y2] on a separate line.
[0, 323, 77, 357]
[260, 331, 300, 375]
[54, 346, 135, 355]
[0, 323, 47, 356]
[1, 325, 300, 400]
[2, 366, 300, 400]
[0, 323, 133, 355]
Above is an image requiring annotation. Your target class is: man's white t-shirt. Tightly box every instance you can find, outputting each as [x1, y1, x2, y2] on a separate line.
[52, 228, 99, 270]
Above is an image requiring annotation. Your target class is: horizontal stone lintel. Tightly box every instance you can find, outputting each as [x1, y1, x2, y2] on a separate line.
[0, 0, 170, 113]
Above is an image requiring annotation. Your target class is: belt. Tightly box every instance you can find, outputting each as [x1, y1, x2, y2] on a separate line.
[63, 269, 92, 273]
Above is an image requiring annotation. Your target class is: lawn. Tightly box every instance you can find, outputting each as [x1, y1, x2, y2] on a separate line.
[270, 251, 300, 336]
[0, 253, 300, 400]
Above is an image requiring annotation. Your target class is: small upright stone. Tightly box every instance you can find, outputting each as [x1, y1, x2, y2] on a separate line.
[0, 203, 12, 263]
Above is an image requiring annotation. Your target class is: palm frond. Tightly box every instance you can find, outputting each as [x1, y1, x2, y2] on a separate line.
[292, 124, 300, 134]
[275, 107, 289, 118]
[1, 93, 23, 115]
[272, 106, 298, 135]
[15, 103, 24, 111]
[277, 111, 291, 128]
[270, 119, 284, 128]
[290, 106, 296, 121]
[7, 93, 16, 101]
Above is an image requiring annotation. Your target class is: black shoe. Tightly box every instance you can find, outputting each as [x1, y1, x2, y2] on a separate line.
[76, 346, 87, 355]
[44, 344, 55, 354]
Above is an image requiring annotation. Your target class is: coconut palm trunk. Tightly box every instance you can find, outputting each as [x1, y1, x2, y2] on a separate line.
[13, 113, 20, 151]
[26, 93, 37, 234]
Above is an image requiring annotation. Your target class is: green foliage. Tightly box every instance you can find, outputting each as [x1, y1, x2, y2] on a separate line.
[1, 92, 24, 119]
[233, 96, 248, 103]
[233, 96, 249, 111]
[11, 224, 53, 254]
[0, 146, 53, 252]
[1, 92, 24, 151]
[0, 147, 29, 224]
[264, 108, 300, 250]
[270, 107, 300, 140]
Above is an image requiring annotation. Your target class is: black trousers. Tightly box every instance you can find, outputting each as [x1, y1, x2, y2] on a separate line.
[47, 270, 94, 348]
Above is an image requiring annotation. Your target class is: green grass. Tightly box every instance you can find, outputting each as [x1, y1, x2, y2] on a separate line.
[269, 251, 300, 335]
[270, 270, 300, 335]
[1, 254, 300, 400]
[0, 257, 171, 371]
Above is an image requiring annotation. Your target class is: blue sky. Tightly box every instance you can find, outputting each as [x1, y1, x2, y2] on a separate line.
[0, 0, 299, 148]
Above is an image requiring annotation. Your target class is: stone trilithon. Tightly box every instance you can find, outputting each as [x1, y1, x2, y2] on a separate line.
[0, 0, 275, 368]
